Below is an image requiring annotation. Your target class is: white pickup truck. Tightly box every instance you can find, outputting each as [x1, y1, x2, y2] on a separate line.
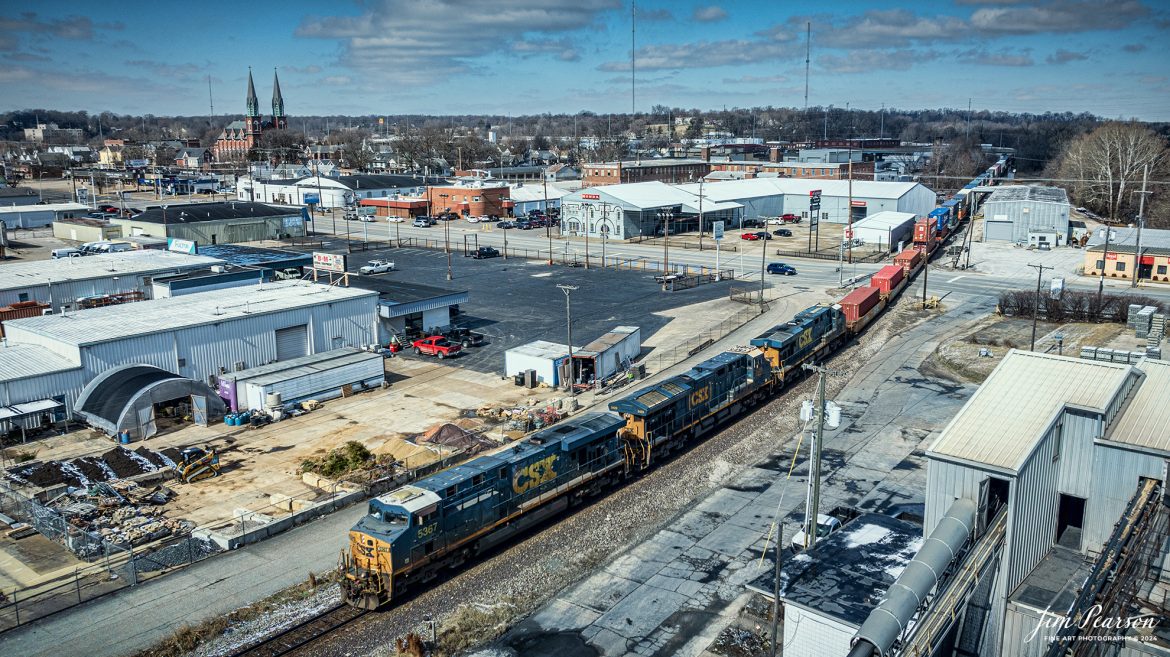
[359, 260, 395, 275]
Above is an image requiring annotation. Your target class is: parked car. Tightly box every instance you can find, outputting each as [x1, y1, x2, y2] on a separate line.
[51, 248, 83, 259]
[754, 231, 773, 240]
[412, 336, 462, 359]
[766, 217, 785, 225]
[441, 327, 485, 348]
[470, 246, 500, 259]
[98, 204, 120, 213]
[740, 232, 760, 241]
[413, 216, 435, 227]
[767, 262, 797, 275]
[498, 220, 516, 229]
[773, 228, 793, 237]
[359, 215, 376, 223]
[790, 514, 842, 551]
[388, 216, 405, 223]
[359, 259, 395, 275]
[742, 218, 766, 228]
[780, 213, 801, 223]
[515, 219, 534, 230]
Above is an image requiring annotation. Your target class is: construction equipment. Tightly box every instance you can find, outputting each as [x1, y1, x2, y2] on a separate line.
[174, 447, 220, 483]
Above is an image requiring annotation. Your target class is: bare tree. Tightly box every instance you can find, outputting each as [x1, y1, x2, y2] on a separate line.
[1055, 122, 1167, 222]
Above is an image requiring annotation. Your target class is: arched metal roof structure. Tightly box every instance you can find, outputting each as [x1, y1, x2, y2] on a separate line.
[74, 364, 225, 440]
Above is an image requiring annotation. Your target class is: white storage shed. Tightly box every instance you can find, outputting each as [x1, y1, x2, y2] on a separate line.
[504, 341, 571, 387]
[849, 211, 917, 252]
[572, 326, 641, 385]
[218, 348, 384, 412]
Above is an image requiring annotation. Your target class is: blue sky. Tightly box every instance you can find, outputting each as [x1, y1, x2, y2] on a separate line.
[1, 1, 1168, 121]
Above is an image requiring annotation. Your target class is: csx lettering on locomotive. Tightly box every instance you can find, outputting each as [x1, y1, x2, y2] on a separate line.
[513, 455, 557, 494]
[689, 386, 712, 408]
[798, 328, 813, 348]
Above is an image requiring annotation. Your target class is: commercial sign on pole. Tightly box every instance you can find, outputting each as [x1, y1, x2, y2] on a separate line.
[303, 193, 320, 205]
[312, 252, 348, 273]
[808, 189, 822, 212]
[713, 220, 725, 241]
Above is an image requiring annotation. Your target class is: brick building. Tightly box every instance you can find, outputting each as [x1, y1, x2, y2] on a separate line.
[581, 159, 711, 187]
[425, 182, 509, 217]
[212, 68, 288, 162]
[1083, 227, 1170, 285]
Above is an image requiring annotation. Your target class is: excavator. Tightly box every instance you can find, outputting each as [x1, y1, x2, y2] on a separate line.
[174, 447, 220, 483]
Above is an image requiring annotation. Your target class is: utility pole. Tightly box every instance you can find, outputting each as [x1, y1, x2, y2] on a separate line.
[771, 518, 783, 657]
[921, 248, 930, 309]
[966, 98, 972, 142]
[698, 178, 705, 251]
[662, 208, 670, 274]
[1131, 164, 1151, 288]
[544, 177, 553, 265]
[759, 224, 768, 303]
[558, 284, 578, 394]
[803, 22, 811, 114]
[1028, 263, 1053, 351]
[1097, 221, 1112, 311]
[800, 364, 832, 551]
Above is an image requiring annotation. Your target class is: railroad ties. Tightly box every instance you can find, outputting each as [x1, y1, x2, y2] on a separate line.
[229, 604, 369, 657]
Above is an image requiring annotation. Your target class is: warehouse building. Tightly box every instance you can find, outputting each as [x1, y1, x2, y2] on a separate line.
[0, 249, 224, 311]
[849, 211, 918, 252]
[0, 281, 379, 437]
[114, 201, 306, 245]
[923, 351, 1170, 655]
[507, 183, 570, 216]
[504, 341, 571, 387]
[215, 348, 384, 412]
[349, 276, 470, 342]
[52, 217, 123, 243]
[238, 173, 446, 209]
[561, 182, 742, 239]
[1083, 226, 1170, 284]
[0, 202, 91, 229]
[677, 178, 936, 226]
[981, 185, 1070, 245]
[0, 186, 40, 206]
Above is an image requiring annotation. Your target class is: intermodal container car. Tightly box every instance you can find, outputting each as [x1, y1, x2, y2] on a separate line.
[839, 286, 881, 325]
[871, 265, 905, 297]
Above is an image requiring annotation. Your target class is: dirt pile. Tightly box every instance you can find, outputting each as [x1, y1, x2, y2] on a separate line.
[6, 446, 176, 489]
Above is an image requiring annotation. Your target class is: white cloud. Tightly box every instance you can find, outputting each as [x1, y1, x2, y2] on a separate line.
[819, 50, 941, 73]
[1045, 49, 1088, 64]
[693, 6, 728, 23]
[957, 48, 1035, 66]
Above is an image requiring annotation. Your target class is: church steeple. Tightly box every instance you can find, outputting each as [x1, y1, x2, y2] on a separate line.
[271, 68, 287, 129]
[245, 67, 259, 118]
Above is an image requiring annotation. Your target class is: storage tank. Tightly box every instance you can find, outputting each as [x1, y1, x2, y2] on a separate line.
[265, 392, 283, 409]
[839, 286, 881, 325]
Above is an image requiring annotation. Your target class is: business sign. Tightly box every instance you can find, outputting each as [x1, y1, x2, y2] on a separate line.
[358, 206, 376, 216]
[844, 228, 854, 239]
[1105, 252, 1119, 260]
[851, 200, 867, 207]
[127, 159, 149, 168]
[809, 189, 822, 212]
[312, 252, 347, 273]
[581, 193, 601, 200]
[167, 238, 197, 255]
[283, 216, 302, 228]
[1050, 277, 1065, 299]
[303, 193, 320, 205]
[76, 188, 89, 202]
[713, 221, 725, 241]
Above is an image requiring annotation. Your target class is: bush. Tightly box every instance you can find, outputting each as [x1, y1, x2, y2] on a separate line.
[300, 441, 374, 478]
[997, 289, 1164, 323]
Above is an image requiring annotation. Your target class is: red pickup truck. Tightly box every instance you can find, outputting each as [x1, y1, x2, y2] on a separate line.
[412, 336, 462, 359]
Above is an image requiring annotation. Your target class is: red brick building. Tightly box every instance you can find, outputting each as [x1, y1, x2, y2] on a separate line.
[212, 68, 288, 162]
[425, 183, 510, 217]
[710, 160, 875, 180]
[582, 159, 711, 187]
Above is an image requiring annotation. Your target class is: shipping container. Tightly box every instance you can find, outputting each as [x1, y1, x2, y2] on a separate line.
[912, 219, 935, 244]
[838, 286, 880, 325]
[0, 301, 51, 337]
[870, 265, 905, 297]
[894, 249, 922, 274]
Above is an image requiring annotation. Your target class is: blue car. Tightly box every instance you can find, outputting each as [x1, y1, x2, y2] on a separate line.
[767, 263, 797, 276]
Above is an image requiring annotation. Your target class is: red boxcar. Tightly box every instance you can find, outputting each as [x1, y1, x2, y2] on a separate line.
[839, 286, 881, 324]
[894, 249, 922, 274]
[871, 265, 905, 296]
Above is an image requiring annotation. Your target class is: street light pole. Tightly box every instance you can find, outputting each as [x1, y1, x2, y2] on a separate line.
[698, 179, 705, 252]
[557, 284, 578, 394]
[440, 193, 452, 281]
[759, 224, 768, 303]
[1028, 263, 1053, 351]
[662, 208, 670, 273]
[584, 206, 591, 269]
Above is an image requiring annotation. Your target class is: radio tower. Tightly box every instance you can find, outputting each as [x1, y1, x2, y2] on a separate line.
[208, 74, 214, 116]
[631, 1, 636, 115]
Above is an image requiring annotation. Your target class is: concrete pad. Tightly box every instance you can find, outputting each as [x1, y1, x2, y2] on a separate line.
[586, 626, 636, 657]
[673, 507, 728, 541]
[594, 586, 689, 639]
[563, 573, 641, 614]
[528, 598, 602, 632]
[696, 520, 764, 557]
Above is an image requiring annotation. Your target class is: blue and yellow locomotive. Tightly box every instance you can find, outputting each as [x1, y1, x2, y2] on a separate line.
[341, 412, 625, 609]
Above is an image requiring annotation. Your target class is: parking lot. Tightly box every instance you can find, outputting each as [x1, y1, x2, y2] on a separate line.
[339, 244, 750, 375]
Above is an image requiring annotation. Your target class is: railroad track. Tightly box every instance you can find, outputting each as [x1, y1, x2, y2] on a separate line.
[229, 603, 369, 657]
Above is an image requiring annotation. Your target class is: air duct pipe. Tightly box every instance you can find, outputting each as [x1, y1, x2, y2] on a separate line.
[847, 498, 977, 657]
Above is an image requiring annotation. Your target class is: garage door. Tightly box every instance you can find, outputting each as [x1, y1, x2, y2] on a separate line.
[985, 221, 1014, 242]
[275, 324, 308, 361]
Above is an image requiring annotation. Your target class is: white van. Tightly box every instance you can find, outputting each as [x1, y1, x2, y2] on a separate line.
[52, 248, 83, 259]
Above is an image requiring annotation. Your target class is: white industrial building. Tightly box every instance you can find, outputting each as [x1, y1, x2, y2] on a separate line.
[507, 183, 570, 216]
[0, 250, 225, 311]
[849, 211, 918, 252]
[215, 348, 384, 412]
[561, 182, 742, 239]
[571, 326, 641, 386]
[923, 351, 1170, 656]
[676, 178, 937, 226]
[0, 281, 379, 437]
[0, 202, 92, 229]
[981, 185, 1071, 245]
[505, 341, 571, 387]
[238, 173, 445, 209]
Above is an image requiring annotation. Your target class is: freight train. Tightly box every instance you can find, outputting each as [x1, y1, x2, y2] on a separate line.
[340, 261, 924, 610]
[337, 156, 1009, 610]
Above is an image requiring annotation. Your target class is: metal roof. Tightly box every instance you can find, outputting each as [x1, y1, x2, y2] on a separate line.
[220, 348, 374, 383]
[508, 185, 571, 203]
[852, 211, 918, 230]
[927, 350, 1133, 472]
[579, 326, 638, 353]
[506, 340, 571, 359]
[0, 343, 83, 382]
[1086, 227, 1170, 251]
[124, 201, 297, 225]
[242, 350, 382, 387]
[0, 250, 224, 292]
[4, 281, 377, 346]
[0, 187, 38, 198]
[195, 244, 313, 268]
[0, 202, 90, 215]
[986, 185, 1069, 205]
[678, 177, 923, 201]
[1104, 359, 1170, 456]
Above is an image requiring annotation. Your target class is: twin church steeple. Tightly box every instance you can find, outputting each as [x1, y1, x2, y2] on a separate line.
[245, 67, 286, 137]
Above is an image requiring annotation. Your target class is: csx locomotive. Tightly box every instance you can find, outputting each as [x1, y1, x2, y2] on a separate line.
[341, 303, 856, 609]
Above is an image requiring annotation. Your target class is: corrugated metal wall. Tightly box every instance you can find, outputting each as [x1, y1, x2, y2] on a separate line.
[1000, 602, 1049, 657]
[782, 604, 856, 657]
[981, 200, 1070, 243]
[1057, 409, 1100, 498]
[924, 457, 988, 534]
[1007, 421, 1061, 593]
[0, 368, 87, 416]
[242, 357, 384, 410]
[896, 184, 938, 219]
[1083, 445, 1164, 554]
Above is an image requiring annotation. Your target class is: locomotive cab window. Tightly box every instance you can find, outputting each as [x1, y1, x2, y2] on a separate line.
[383, 510, 409, 525]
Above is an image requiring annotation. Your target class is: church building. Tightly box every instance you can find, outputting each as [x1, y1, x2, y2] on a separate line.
[212, 68, 288, 161]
